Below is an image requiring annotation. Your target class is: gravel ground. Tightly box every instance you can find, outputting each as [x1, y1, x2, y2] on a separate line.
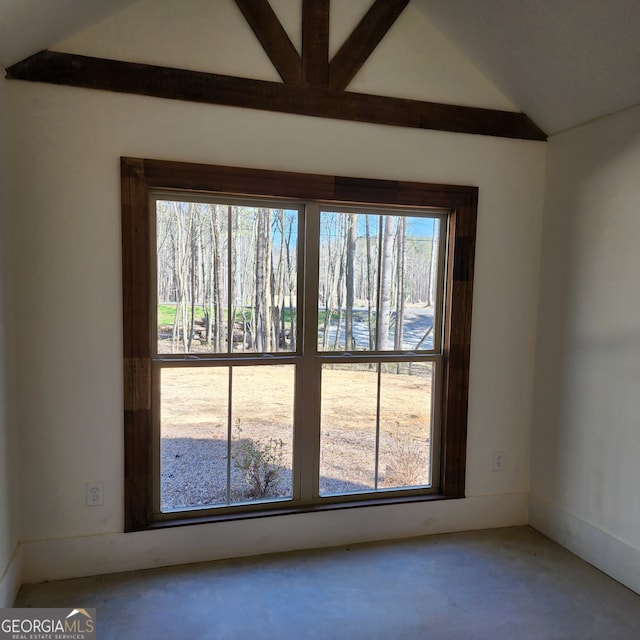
[160, 366, 432, 511]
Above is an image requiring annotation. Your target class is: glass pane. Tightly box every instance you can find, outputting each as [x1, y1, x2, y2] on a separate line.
[160, 365, 294, 511]
[388, 216, 440, 351]
[230, 366, 294, 502]
[157, 201, 298, 355]
[231, 206, 298, 354]
[318, 212, 379, 352]
[157, 201, 229, 355]
[378, 362, 433, 489]
[320, 363, 377, 495]
[318, 211, 440, 352]
[160, 367, 229, 510]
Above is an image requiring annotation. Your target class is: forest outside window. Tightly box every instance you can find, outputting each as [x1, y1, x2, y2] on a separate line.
[122, 158, 477, 530]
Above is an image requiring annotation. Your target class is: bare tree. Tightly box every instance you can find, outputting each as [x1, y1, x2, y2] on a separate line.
[331, 216, 347, 351]
[377, 216, 395, 350]
[394, 216, 406, 356]
[156, 203, 438, 357]
[272, 209, 287, 351]
[426, 217, 438, 307]
[345, 213, 357, 350]
[364, 215, 376, 351]
[254, 209, 267, 351]
[284, 214, 297, 350]
[319, 213, 340, 350]
[210, 205, 225, 351]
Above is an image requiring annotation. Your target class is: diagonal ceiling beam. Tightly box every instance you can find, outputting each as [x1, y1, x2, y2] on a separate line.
[5, 51, 547, 141]
[302, 0, 330, 87]
[329, 0, 409, 91]
[234, 0, 301, 84]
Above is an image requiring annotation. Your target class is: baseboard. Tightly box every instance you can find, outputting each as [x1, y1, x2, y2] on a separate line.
[21, 492, 527, 584]
[529, 493, 640, 595]
[0, 545, 23, 606]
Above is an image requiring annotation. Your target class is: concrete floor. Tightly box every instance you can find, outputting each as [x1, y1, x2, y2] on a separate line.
[14, 526, 640, 639]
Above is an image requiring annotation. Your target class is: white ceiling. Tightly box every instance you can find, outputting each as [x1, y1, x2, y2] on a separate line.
[2, 0, 639, 136]
[0, 0, 131, 69]
[414, 0, 640, 134]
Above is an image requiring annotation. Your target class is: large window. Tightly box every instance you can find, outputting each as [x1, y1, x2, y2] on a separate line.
[122, 158, 477, 531]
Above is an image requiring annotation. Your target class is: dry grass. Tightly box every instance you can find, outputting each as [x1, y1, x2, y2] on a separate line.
[160, 365, 433, 509]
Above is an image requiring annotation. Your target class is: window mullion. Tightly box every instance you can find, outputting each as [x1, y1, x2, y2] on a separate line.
[298, 203, 321, 500]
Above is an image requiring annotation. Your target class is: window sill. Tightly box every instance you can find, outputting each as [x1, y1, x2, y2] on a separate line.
[131, 493, 464, 532]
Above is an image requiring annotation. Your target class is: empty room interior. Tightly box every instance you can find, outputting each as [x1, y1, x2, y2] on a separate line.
[1, 0, 640, 637]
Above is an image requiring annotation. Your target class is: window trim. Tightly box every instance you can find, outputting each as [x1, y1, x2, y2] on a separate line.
[122, 157, 477, 532]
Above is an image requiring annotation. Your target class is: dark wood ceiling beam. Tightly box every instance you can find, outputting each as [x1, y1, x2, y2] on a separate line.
[5, 51, 547, 140]
[234, 0, 301, 84]
[302, 0, 330, 87]
[329, 0, 409, 91]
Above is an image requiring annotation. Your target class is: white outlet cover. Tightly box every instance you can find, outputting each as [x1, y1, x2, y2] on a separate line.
[492, 451, 506, 472]
[86, 481, 104, 506]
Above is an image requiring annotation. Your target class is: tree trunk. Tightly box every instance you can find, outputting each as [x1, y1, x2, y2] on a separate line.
[394, 217, 405, 349]
[427, 217, 438, 307]
[254, 209, 266, 352]
[345, 213, 357, 350]
[377, 216, 395, 350]
[212, 206, 225, 352]
[187, 206, 196, 353]
[365, 216, 375, 351]
[285, 216, 296, 350]
[394, 217, 406, 371]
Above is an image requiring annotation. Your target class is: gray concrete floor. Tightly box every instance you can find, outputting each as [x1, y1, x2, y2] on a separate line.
[14, 526, 640, 639]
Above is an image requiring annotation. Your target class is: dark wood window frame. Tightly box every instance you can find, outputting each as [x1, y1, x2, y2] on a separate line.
[122, 157, 477, 532]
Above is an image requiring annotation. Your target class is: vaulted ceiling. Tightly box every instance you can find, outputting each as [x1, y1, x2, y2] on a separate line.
[414, 0, 640, 134]
[0, 0, 132, 69]
[1, 0, 639, 136]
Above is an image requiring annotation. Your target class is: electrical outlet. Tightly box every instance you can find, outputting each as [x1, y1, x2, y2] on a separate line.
[86, 481, 104, 507]
[492, 451, 506, 472]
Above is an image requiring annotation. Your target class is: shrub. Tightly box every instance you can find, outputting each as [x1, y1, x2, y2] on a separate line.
[384, 428, 427, 487]
[232, 425, 285, 499]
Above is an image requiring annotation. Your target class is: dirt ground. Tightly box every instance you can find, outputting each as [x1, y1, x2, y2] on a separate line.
[160, 364, 433, 510]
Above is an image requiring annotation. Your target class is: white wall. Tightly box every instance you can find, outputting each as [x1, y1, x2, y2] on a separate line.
[0, 77, 21, 605]
[6, 0, 545, 582]
[58, 0, 517, 111]
[531, 105, 640, 594]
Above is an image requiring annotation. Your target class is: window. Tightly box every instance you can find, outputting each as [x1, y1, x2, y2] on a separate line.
[122, 158, 477, 531]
